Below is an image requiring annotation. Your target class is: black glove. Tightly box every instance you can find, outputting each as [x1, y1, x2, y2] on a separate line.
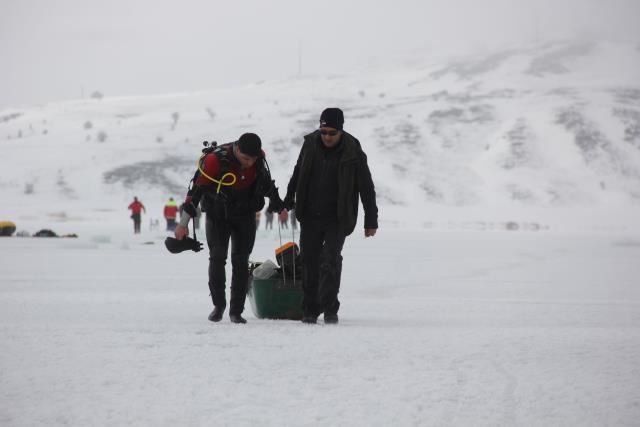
[164, 236, 203, 254]
[283, 195, 295, 211]
[266, 195, 284, 214]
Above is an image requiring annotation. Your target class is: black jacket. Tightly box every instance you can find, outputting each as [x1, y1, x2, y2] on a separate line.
[286, 130, 378, 236]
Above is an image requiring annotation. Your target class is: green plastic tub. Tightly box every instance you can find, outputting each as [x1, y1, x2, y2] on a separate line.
[247, 274, 303, 320]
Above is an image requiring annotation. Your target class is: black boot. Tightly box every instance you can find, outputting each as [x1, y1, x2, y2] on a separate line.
[301, 315, 318, 324]
[208, 306, 225, 322]
[324, 312, 338, 324]
[229, 314, 247, 324]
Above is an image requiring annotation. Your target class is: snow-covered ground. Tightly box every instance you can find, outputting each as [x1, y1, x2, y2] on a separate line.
[1, 39, 640, 426]
[1, 226, 639, 426]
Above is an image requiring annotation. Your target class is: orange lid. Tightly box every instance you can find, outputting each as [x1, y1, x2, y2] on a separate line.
[275, 242, 297, 257]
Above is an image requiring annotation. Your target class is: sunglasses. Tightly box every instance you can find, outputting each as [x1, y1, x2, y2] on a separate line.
[320, 130, 339, 137]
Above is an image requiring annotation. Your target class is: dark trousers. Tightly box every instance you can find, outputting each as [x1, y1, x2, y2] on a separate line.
[299, 218, 346, 317]
[132, 214, 141, 234]
[205, 214, 256, 315]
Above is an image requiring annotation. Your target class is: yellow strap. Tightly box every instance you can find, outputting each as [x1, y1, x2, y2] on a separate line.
[197, 155, 237, 193]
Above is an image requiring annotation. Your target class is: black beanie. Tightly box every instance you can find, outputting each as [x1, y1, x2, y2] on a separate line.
[237, 133, 262, 157]
[319, 108, 344, 130]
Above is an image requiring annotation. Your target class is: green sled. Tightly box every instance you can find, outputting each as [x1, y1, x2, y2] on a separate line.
[248, 275, 303, 320]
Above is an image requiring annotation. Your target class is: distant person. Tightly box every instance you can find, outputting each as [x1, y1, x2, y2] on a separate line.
[279, 209, 289, 229]
[127, 196, 146, 234]
[290, 208, 297, 231]
[264, 209, 274, 230]
[255, 210, 261, 229]
[164, 197, 179, 231]
[149, 218, 160, 232]
[282, 108, 378, 324]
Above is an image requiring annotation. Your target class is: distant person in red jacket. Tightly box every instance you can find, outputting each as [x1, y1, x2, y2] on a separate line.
[279, 209, 289, 229]
[164, 197, 179, 231]
[128, 197, 146, 234]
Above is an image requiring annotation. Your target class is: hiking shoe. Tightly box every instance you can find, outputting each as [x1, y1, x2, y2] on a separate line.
[229, 314, 247, 324]
[301, 315, 317, 324]
[324, 313, 339, 324]
[208, 306, 225, 322]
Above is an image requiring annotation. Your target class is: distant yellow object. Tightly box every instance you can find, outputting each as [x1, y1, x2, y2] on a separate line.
[0, 221, 16, 236]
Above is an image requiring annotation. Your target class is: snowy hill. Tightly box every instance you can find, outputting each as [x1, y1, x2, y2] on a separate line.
[2, 40, 640, 232]
[2, 40, 640, 426]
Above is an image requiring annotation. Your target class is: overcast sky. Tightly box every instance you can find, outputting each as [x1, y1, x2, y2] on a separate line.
[1, 0, 638, 108]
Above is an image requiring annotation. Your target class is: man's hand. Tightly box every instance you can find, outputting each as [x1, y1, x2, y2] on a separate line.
[175, 225, 189, 240]
[267, 196, 284, 214]
[365, 228, 377, 238]
[283, 195, 295, 211]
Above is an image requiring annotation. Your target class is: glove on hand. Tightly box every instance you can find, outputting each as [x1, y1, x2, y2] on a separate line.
[283, 195, 295, 211]
[266, 195, 284, 214]
[164, 236, 204, 254]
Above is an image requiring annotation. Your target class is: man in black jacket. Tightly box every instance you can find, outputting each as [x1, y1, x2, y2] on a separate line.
[175, 133, 283, 324]
[283, 108, 378, 324]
